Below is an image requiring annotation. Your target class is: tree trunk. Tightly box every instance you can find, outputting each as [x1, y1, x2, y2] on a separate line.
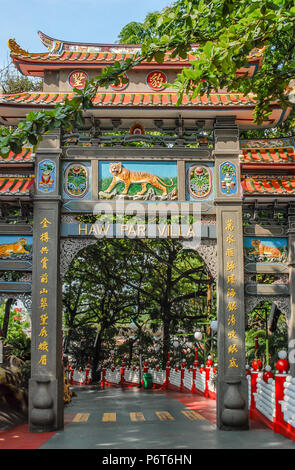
[2, 298, 13, 339]
[162, 315, 170, 367]
[161, 246, 174, 366]
[128, 340, 134, 367]
[63, 323, 74, 353]
[92, 333, 103, 383]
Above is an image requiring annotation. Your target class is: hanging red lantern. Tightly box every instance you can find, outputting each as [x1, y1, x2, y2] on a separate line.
[251, 359, 262, 371]
[263, 366, 274, 383]
[206, 355, 213, 367]
[276, 359, 289, 374]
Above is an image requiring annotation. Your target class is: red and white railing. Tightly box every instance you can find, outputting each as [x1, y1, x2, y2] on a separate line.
[67, 351, 295, 443]
[248, 352, 295, 442]
[100, 359, 217, 399]
[66, 363, 92, 385]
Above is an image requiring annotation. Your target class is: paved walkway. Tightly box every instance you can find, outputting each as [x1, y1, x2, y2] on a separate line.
[0, 386, 295, 450]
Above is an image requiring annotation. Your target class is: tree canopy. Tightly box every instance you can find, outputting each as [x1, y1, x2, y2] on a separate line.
[0, 64, 42, 94]
[62, 238, 214, 374]
[117, 11, 161, 44]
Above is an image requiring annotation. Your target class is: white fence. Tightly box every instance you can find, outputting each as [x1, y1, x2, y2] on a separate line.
[280, 376, 295, 428]
[183, 369, 193, 391]
[195, 369, 206, 393]
[254, 373, 276, 423]
[169, 369, 181, 388]
[124, 368, 140, 383]
[150, 369, 166, 385]
[105, 368, 121, 384]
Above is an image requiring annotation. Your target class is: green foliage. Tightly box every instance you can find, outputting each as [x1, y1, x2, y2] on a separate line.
[0, 303, 31, 360]
[62, 239, 214, 368]
[65, 325, 97, 369]
[246, 301, 288, 367]
[0, 64, 42, 94]
[117, 0, 295, 125]
[19, 360, 31, 389]
[117, 12, 161, 44]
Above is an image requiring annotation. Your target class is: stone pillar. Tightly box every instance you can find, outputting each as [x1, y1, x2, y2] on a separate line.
[29, 131, 64, 432]
[287, 202, 295, 376]
[213, 117, 249, 430]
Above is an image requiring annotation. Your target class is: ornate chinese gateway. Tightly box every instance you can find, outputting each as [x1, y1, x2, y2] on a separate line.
[0, 31, 294, 433]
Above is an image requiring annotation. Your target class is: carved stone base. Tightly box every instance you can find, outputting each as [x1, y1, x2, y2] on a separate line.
[29, 376, 64, 432]
[217, 377, 249, 430]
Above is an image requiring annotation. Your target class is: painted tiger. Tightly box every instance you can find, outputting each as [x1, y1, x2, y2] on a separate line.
[248, 240, 282, 259]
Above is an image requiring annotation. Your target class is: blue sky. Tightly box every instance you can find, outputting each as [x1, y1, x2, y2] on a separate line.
[0, 0, 171, 69]
[99, 161, 177, 180]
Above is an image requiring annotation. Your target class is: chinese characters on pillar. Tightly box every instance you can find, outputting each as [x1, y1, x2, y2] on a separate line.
[224, 217, 240, 370]
[37, 217, 52, 367]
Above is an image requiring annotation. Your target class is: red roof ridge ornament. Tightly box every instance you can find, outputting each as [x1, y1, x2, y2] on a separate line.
[247, 45, 266, 59]
[37, 30, 141, 55]
[8, 38, 29, 56]
[247, 92, 256, 100]
[38, 31, 63, 54]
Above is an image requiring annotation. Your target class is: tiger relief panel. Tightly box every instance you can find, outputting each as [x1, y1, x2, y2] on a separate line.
[98, 161, 178, 201]
[244, 236, 289, 296]
[244, 237, 288, 272]
[0, 236, 33, 259]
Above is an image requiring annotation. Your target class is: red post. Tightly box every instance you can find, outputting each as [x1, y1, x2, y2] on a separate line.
[249, 358, 263, 417]
[249, 371, 258, 418]
[120, 360, 125, 385]
[192, 361, 198, 393]
[180, 360, 186, 391]
[204, 367, 210, 397]
[101, 367, 106, 388]
[194, 347, 198, 362]
[273, 356, 289, 435]
[162, 361, 170, 390]
[274, 374, 287, 433]
[254, 336, 258, 357]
